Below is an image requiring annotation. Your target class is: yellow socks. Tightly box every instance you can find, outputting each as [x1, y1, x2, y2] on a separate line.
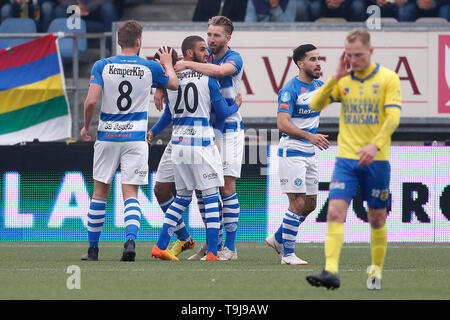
[370, 224, 387, 279]
[324, 222, 344, 274]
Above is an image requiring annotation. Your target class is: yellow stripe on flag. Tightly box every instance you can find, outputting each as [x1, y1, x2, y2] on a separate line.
[0, 74, 65, 115]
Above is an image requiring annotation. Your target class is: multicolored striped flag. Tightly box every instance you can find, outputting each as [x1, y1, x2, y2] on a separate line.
[0, 34, 71, 145]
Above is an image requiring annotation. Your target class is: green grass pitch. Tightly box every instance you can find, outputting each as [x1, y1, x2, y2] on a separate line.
[0, 242, 449, 300]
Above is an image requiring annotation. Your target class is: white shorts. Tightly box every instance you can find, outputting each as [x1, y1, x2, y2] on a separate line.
[155, 142, 174, 183]
[93, 140, 148, 185]
[171, 144, 224, 191]
[278, 155, 318, 194]
[221, 130, 244, 178]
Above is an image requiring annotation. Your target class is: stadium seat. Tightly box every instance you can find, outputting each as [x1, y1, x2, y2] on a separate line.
[47, 18, 88, 61]
[0, 18, 37, 48]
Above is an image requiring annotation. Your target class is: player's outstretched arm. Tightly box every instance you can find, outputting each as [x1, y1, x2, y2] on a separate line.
[175, 60, 235, 78]
[81, 83, 102, 141]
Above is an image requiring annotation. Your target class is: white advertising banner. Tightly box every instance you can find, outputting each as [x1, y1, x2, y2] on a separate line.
[266, 145, 450, 243]
[134, 27, 450, 119]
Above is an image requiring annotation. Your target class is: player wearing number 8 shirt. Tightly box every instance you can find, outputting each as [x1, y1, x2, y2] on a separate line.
[80, 20, 178, 262]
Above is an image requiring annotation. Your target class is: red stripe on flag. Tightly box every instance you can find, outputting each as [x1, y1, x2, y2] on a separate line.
[0, 34, 57, 71]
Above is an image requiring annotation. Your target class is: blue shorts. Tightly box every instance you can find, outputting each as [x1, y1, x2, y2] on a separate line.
[329, 157, 391, 209]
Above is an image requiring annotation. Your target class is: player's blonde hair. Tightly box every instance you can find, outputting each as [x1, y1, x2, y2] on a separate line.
[208, 15, 234, 35]
[346, 28, 371, 49]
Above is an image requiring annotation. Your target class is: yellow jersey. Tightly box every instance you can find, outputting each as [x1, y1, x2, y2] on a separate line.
[311, 62, 401, 161]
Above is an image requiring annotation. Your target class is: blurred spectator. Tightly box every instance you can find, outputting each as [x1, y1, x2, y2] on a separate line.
[245, 0, 296, 22]
[222, 0, 248, 21]
[0, 0, 56, 32]
[193, 0, 248, 21]
[295, 0, 312, 21]
[370, 0, 414, 21]
[399, 0, 450, 21]
[310, 0, 368, 21]
[52, 0, 118, 32]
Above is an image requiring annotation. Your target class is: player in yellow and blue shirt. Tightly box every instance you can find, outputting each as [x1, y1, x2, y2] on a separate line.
[306, 29, 401, 290]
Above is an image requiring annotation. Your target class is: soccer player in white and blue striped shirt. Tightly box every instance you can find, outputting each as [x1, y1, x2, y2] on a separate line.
[265, 44, 330, 265]
[151, 35, 239, 261]
[174, 16, 244, 260]
[80, 21, 178, 261]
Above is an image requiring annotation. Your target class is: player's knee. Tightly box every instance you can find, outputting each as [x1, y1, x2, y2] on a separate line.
[327, 203, 346, 223]
[368, 209, 386, 229]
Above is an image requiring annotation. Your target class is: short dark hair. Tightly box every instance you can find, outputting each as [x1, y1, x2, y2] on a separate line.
[208, 15, 234, 35]
[293, 44, 317, 65]
[154, 46, 179, 66]
[181, 35, 205, 56]
[117, 20, 142, 49]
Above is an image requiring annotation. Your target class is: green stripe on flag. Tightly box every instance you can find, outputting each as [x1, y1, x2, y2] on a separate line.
[0, 95, 68, 135]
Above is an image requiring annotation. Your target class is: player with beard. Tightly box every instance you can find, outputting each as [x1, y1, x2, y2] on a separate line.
[149, 36, 241, 261]
[265, 44, 330, 265]
[174, 16, 244, 261]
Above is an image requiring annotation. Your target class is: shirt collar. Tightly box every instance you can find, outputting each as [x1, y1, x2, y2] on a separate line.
[351, 63, 380, 83]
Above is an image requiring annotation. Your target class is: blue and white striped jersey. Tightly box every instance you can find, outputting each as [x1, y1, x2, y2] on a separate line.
[89, 55, 169, 142]
[167, 68, 238, 147]
[208, 47, 243, 126]
[277, 77, 324, 156]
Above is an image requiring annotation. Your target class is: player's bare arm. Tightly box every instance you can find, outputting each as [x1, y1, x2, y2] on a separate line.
[174, 60, 235, 78]
[80, 83, 102, 141]
[153, 87, 166, 111]
[158, 46, 179, 90]
[277, 112, 330, 150]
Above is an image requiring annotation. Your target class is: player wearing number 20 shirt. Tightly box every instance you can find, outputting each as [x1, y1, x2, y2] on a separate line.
[168, 68, 239, 192]
[88, 54, 170, 185]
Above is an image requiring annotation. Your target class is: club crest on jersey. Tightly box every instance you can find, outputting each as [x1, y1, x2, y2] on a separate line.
[343, 88, 349, 96]
[372, 83, 381, 95]
[280, 91, 291, 102]
[380, 189, 389, 201]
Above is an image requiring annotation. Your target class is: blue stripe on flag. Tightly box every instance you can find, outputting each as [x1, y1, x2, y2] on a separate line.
[0, 52, 60, 91]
